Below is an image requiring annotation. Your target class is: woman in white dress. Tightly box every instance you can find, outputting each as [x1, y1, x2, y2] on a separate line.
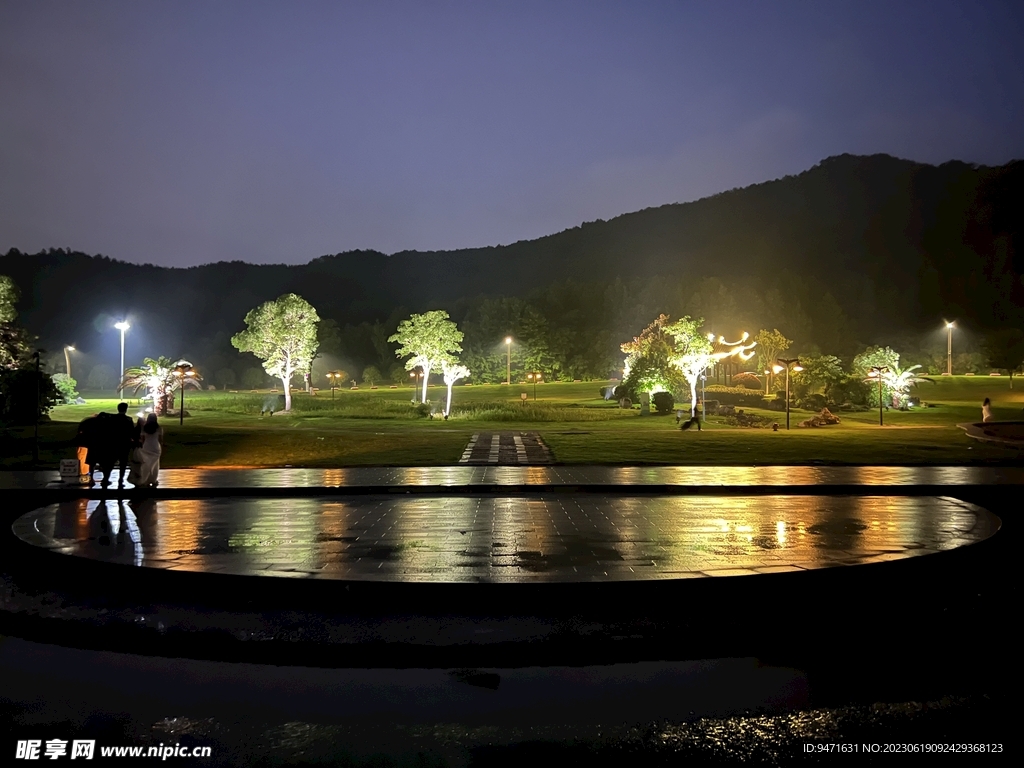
[982, 397, 993, 423]
[137, 413, 164, 487]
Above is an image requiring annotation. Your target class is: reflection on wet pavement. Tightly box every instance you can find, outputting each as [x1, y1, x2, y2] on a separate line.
[5, 465, 1024, 491]
[15, 495, 997, 582]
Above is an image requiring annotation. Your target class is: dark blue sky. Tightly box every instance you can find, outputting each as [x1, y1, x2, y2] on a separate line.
[2, 0, 1022, 267]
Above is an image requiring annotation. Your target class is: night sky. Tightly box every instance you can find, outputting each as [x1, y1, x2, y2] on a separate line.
[2, 0, 1023, 267]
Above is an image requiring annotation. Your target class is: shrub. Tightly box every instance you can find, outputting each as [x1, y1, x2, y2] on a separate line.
[52, 373, 79, 404]
[825, 376, 870, 407]
[703, 385, 768, 407]
[651, 391, 674, 414]
[730, 371, 763, 390]
[797, 393, 827, 411]
[723, 410, 776, 428]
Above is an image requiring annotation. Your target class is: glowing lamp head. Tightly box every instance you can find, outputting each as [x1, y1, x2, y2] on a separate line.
[741, 331, 749, 340]
[793, 365, 804, 372]
[65, 345, 75, 352]
[410, 372, 416, 378]
[115, 321, 130, 331]
[946, 322, 954, 329]
[707, 332, 715, 341]
[772, 365, 784, 374]
[505, 336, 512, 345]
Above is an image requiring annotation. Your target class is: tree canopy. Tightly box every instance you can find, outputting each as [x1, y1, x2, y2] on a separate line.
[231, 294, 320, 411]
[388, 310, 463, 403]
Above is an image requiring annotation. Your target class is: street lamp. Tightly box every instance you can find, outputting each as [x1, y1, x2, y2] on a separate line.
[772, 358, 803, 430]
[64, 346, 75, 378]
[526, 372, 542, 400]
[505, 337, 512, 385]
[945, 321, 955, 376]
[764, 369, 771, 396]
[114, 321, 130, 399]
[700, 373, 707, 421]
[326, 371, 340, 401]
[867, 366, 889, 426]
[409, 369, 423, 401]
[173, 363, 197, 426]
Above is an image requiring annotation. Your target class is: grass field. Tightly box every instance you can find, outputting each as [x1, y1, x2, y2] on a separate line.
[2, 377, 1022, 468]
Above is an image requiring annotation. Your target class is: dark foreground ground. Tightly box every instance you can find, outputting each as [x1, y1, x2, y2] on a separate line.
[1, 477, 1018, 765]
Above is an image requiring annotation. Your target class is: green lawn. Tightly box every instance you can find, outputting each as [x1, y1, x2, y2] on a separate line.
[2, 377, 1021, 468]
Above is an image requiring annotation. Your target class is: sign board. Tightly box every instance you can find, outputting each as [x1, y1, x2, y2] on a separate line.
[60, 458, 85, 483]
[520, 392, 528, 401]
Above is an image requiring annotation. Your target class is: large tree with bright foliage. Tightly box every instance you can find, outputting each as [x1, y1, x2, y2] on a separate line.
[664, 316, 716, 417]
[388, 310, 464, 404]
[232, 294, 320, 412]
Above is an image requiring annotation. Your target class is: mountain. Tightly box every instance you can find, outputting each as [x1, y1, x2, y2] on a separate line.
[2, 153, 1022, 380]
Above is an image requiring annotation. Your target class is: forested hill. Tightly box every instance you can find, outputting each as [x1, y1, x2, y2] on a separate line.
[2, 153, 1022, 381]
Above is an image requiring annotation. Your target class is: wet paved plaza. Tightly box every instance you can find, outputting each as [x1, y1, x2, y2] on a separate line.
[15, 494, 997, 582]
[4, 464, 1024, 492]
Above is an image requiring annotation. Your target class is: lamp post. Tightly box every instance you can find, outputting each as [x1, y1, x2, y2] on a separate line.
[868, 366, 889, 426]
[526, 372, 541, 401]
[773, 358, 803, 430]
[64, 346, 75, 378]
[173, 363, 197, 426]
[327, 371, 339, 401]
[764, 369, 771, 396]
[945, 322, 954, 376]
[114, 321, 130, 399]
[700, 373, 707, 422]
[505, 337, 512, 385]
[410, 369, 423, 401]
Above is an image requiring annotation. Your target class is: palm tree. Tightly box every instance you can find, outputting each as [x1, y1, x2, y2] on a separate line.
[884, 364, 934, 409]
[120, 357, 202, 414]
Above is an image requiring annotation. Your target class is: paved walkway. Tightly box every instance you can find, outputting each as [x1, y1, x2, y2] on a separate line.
[3, 465, 1024, 493]
[14, 494, 998, 583]
[459, 431, 553, 465]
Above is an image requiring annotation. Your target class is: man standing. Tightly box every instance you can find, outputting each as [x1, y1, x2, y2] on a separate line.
[112, 403, 136, 487]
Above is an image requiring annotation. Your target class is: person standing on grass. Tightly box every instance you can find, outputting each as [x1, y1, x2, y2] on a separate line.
[136, 413, 164, 488]
[982, 397, 993, 423]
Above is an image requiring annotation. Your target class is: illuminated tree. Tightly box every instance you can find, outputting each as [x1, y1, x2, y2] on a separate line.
[620, 314, 681, 397]
[388, 310, 463, 404]
[0, 274, 30, 370]
[664, 316, 715, 417]
[52, 373, 79, 404]
[232, 294, 320, 412]
[882, 364, 933, 408]
[362, 365, 381, 386]
[441, 358, 471, 417]
[853, 346, 900, 407]
[120, 357, 202, 414]
[754, 329, 791, 389]
[0, 275, 17, 324]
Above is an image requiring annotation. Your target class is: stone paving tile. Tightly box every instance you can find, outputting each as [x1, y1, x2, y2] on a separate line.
[8, 465, 1024, 492]
[14, 494, 999, 584]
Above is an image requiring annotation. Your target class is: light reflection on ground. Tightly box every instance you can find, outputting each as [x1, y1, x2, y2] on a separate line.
[14, 495, 997, 583]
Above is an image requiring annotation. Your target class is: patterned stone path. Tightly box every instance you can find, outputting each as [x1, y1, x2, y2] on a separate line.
[14, 494, 998, 583]
[459, 432, 553, 465]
